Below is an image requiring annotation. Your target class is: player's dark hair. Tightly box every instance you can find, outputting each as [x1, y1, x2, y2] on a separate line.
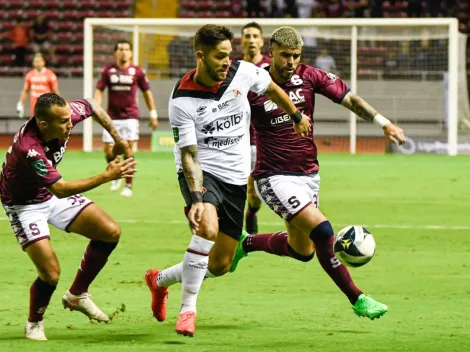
[114, 40, 132, 51]
[194, 25, 233, 52]
[34, 93, 66, 121]
[241, 22, 263, 35]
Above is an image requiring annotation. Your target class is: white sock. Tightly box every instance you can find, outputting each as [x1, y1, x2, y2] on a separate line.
[180, 235, 214, 314]
[157, 263, 217, 289]
[157, 262, 183, 288]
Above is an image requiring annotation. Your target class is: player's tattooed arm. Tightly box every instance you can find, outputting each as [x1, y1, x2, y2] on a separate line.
[180, 144, 203, 194]
[340, 92, 378, 122]
[85, 98, 124, 143]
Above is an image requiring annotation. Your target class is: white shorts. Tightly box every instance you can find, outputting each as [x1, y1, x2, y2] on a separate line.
[255, 173, 320, 221]
[250, 145, 257, 172]
[3, 195, 93, 250]
[102, 119, 139, 143]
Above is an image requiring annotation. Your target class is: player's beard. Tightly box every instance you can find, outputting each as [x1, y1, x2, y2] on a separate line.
[204, 58, 225, 82]
[276, 63, 295, 81]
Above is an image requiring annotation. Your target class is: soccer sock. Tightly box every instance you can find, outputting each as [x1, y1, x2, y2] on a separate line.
[243, 231, 315, 262]
[157, 263, 217, 288]
[29, 277, 56, 322]
[180, 235, 214, 314]
[310, 221, 362, 304]
[157, 262, 183, 288]
[69, 240, 118, 295]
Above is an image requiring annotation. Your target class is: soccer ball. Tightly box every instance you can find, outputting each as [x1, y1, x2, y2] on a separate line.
[333, 226, 376, 267]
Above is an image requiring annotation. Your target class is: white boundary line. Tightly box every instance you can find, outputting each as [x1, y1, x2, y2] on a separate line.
[0, 217, 467, 230]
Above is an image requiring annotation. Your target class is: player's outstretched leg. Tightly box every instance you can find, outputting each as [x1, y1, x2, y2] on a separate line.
[291, 206, 388, 320]
[230, 230, 315, 273]
[245, 175, 261, 234]
[64, 203, 122, 323]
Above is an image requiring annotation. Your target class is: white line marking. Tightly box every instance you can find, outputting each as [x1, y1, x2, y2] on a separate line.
[0, 217, 467, 230]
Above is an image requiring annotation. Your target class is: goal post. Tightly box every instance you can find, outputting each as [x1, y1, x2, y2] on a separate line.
[83, 18, 463, 155]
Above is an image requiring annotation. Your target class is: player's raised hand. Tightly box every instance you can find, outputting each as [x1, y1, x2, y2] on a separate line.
[188, 202, 204, 232]
[112, 139, 132, 158]
[105, 156, 137, 181]
[383, 123, 406, 145]
[293, 113, 311, 137]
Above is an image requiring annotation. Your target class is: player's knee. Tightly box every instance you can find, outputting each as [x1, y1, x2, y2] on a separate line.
[207, 257, 232, 276]
[40, 267, 61, 285]
[309, 220, 334, 242]
[197, 223, 218, 241]
[104, 221, 121, 242]
[287, 244, 315, 262]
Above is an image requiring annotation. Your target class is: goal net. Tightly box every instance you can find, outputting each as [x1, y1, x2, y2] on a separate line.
[84, 18, 467, 155]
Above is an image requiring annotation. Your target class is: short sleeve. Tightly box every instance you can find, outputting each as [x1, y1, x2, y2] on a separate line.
[69, 99, 94, 125]
[96, 66, 108, 91]
[311, 69, 350, 104]
[169, 98, 196, 149]
[246, 62, 272, 95]
[239, 61, 272, 94]
[137, 68, 150, 92]
[22, 145, 61, 186]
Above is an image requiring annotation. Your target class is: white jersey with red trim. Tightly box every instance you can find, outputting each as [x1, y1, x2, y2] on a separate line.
[168, 60, 271, 185]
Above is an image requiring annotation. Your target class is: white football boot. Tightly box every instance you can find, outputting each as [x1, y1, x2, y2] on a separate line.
[62, 291, 109, 323]
[25, 320, 47, 341]
[120, 186, 133, 197]
[110, 179, 122, 192]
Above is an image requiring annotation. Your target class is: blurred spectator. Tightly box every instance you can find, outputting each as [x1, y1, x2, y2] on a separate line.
[246, 0, 264, 17]
[426, 0, 440, 17]
[297, 0, 316, 18]
[30, 12, 57, 64]
[369, 0, 383, 17]
[231, 0, 245, 17]
[7, 19, 29, 67]
[407, 0, 423, 17]
[326, 0, 346, 18]
[345, 0, 369, 18]
[284, 0, 298, 17]
[315, 49, 337, 72]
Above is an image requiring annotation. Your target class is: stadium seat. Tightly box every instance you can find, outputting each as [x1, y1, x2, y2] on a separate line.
[61, 0, 77, 9]
[5, 0, 23, 9]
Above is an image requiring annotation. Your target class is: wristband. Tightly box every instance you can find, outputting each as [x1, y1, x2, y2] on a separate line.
[150, 110, 158, 119]
[190, 191, 203, 203]
[373, 114, 391, 128]
[289, 110, 302, 124]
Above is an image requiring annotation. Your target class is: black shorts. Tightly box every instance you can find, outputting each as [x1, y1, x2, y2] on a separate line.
[178, 171, 247, 241]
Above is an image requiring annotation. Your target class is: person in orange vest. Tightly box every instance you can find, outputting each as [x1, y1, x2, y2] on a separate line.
[17, 53, 59, 118]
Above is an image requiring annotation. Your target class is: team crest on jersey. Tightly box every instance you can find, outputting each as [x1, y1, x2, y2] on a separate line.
[128, 67, 136, 75]
[31, 159, 48, 177]
[233, 88, 242, 97]
[70, 102, 86, 116]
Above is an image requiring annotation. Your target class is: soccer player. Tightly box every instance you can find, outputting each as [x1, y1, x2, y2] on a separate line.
[145, 24, 311, 337]
[95, 40, 158, 197]
[239, 22, 271, 234]
[17, 53, 59, 118]
[0, 93, 136, 341]
[229, 27, 406, 319]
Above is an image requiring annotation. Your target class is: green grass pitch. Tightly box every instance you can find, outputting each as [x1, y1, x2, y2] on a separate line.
[0, 151, 469, 352]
